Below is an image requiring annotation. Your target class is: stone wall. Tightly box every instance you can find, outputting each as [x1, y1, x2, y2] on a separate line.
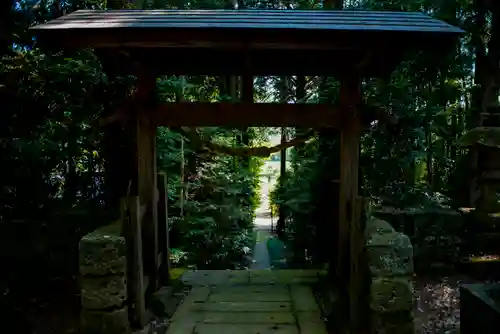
[79, 222, 130, 334]
[373, 207, 463, 266]
[365, 218, 414, 334]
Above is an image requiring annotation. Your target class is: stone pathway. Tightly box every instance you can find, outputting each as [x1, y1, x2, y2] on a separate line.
[167, 270, 327, 334]
[249, 161, 279, 270]
[250, 228, 272, 269]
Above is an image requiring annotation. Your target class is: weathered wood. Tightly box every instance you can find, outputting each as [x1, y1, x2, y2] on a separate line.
[143, 275, 150, 296]
[150, 128, 159, 291]
[480, 170, 500, 181]
[135, 68, 159, 292]
[157, 172, 171, 286]
[33, 10, 462, 79]
[99, 48, 403, 77]
[128, 196, 147, 327]
[101, 102, 394, 128]
[338, 75, 362, 330]
[349, 197, 369, 331]
[139, 204, 147, 221]
[153, 102, 341, 127]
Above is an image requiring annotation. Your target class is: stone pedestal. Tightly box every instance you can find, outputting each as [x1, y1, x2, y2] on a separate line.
[79, 223, 130, 334]
[365, 218, 414, 334]
[461, 283, 500, 334]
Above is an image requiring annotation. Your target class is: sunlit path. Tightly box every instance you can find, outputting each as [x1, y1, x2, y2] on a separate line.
[249, 160, 281, 269]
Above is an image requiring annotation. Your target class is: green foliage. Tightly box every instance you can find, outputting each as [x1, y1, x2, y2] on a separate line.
[0, 3, 495, 330]
[1, 0, 270, 287]
[0, 48, 112, 218]
[154, 76, 265, 269]
[269, 0, 477, 267]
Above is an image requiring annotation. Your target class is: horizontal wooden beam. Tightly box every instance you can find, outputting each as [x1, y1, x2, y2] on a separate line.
[99, 102, 397, 128]
[152, 103, 342, 127]
[97, 48, 399, 76]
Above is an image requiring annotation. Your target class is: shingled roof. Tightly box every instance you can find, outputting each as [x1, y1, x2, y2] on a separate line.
[33, 9, 462, 33]
[31, 9, 464, 76]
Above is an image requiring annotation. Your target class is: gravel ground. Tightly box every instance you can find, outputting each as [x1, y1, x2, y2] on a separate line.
[414, 275, 463, 334]
[414, 274, 499, 334]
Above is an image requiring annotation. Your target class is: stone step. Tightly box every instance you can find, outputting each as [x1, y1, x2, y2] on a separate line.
[191, 301, 293, 312]
[209, 292, 291, 302]
[202, 312, 295, 324]
[193, 323, 299, 334]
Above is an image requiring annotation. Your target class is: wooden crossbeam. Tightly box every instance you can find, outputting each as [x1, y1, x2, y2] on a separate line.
[100, 102, 396, 128]
[152, 103, 342, 127]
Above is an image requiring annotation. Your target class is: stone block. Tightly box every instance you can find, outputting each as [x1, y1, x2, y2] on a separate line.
[79, 224, 126, 276]
[296, 312, 328, 334]
[165, 319, 196, 334]
[171, 286, 211, 321]
[249, 269, 319, 284]
[193, 324, 299, 334]
[209, 291, 291, 302]
[202, 312, 295, 324]
[290, 285, 320, 312]
[365, 219, 395, 238]
[151, 286, 173, 305]
[370, 277, 413, 312]
[81, 275, 127, 310]
[371, 310, 414, 334]
[191, 301, 292, 312]
[81, 307, 130, 334]
[366, 231, 413, 277]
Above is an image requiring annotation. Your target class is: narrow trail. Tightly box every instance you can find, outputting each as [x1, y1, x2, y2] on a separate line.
[250, 161, 280, 270]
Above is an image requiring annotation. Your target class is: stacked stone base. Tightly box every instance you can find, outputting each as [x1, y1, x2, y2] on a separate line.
[79, 223, 130, 334]
[366, 218, 414, 334]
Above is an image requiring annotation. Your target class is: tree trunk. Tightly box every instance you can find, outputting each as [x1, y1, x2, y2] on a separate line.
[426, 127, 433, 187]
[294, 75, 307, 166]
[176, 77, 187, 216]
[240, 74, 253, 214]
[468, 0, 487, 205]
[477, 2, 500, 211]
[324, 0, 343, 9]
[0, 1, 13, 56]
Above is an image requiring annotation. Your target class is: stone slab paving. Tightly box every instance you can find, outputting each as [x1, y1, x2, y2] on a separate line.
[167, 270, 327, 334]
[250, 228, 272, 270]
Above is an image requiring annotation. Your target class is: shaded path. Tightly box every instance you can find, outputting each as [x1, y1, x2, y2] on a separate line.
[168, 270, 326, 334]
[250, 161, 280, 269]
[251, 227, 272, 269]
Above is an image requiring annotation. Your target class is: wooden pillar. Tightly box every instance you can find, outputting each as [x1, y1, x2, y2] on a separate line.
[338, 75, 363, 330]
[127, 196, 147, 327]
[240, 59, 254, 213]
[126, 67, 158, 328]
[135, 68, 159, 293]
[158, 172, 171, 286]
